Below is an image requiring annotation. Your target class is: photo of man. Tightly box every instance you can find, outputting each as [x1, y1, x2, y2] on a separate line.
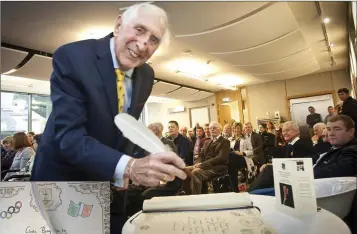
[297, 161, 304, 171]
[280, 183, 295, 208]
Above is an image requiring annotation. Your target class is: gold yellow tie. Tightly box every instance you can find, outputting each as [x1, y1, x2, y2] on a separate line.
[115, 69, 125, 113]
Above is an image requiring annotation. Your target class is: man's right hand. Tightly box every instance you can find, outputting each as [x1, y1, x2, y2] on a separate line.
[125, 152, 187, 187]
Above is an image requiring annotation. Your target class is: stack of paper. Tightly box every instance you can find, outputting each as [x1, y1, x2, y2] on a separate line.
[130, 193, 276, 234]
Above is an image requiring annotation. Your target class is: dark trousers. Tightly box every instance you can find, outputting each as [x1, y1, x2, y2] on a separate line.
[248, 165, 274, 192]
[228, 153, 247, 192]
[110, 190, 126, 234]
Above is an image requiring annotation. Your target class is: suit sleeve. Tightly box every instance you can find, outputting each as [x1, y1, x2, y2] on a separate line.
[200, 140, 230, 168]
[197, 140, 208, 163]
[50, 47, 128, 181]
[179, 138, 192, 163]
[314, 147, 357, 179]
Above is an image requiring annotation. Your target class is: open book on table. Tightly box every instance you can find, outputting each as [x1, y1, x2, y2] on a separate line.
[129, 192, 277, 234]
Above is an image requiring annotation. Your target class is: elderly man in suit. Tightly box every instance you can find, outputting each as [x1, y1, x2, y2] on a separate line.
[30, 3, 186, 233]
[184, 121, 230, 195]
[249, 121, 316, 191]
[242, 122, 264, 165]
[148, 122, 177, 153]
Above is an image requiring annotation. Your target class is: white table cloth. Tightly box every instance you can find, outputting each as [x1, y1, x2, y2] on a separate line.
[122, 194, 351, 234]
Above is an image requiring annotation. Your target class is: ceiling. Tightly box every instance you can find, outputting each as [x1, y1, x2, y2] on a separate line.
[1, 1, 349, 99]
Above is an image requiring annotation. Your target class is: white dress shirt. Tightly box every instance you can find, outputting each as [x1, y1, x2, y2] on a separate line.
[110, 37, 136, 187]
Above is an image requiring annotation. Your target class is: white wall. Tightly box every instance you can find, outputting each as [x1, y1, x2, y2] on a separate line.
[146, 95, 217, 133]
[246, 69, 351, 128]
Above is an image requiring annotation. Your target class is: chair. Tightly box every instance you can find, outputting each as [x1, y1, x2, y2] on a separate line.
[211, 171, 234, 193]
[1, 169, 31, 181]
[315, 177, 357, 218]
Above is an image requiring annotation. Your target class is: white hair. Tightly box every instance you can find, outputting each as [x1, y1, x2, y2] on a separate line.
[121, 3, 170, 48]
[148, 122, 163, 133]
[282, 121, 300, 134]
[313, 122, 326, 130]
[209, 121, 222, 130]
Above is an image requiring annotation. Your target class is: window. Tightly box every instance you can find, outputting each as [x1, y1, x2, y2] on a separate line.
[1, 92, 29, 138]
[31, 94, 52, 134]
[0, 92, 52, 139]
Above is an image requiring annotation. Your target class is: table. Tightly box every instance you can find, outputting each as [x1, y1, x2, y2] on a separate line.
[122, 194, 351, 234]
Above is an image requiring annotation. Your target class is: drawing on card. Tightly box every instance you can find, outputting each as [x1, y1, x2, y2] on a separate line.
[0, 187, 25, 198]
[67, 201, 93, 218]
[0, 201, 22, 220]
[29, 183, 62, 212]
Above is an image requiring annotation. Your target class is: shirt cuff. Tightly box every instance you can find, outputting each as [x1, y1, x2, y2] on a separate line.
[113, 154, 132, 187]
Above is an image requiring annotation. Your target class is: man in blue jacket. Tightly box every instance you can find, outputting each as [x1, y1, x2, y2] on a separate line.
[31, 3, 186, 233]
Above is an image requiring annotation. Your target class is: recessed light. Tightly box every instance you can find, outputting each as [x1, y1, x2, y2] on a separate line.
[323, 17, 330, 23]
[330, 43, 334, 47]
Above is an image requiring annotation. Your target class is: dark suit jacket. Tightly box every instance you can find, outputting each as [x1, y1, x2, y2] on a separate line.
[341, 97, 357, 137]
[31, 33, 154, 181]
[161, 137, 178, 154]
[168, 134, 192, 166]
[249, 137, 317, 191]
[249, 132, 264, 164]
[314, 139, 357, 179]
[283, 138, 317, 159]
[197, 136, 230, 175]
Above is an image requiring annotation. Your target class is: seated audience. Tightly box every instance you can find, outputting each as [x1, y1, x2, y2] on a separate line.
[7, 134, 43, 181]
[266, 121, 277, 135]
[167, 121, 193, 166]
[188, 128, 196, 148]
[1, 136, 17, 179]
[203, 123, 211, 138]
[275, 126, 286, 147]
[142, 123, 182, 198]
[148, 123, 177, 153]
[4, 132, 35, 180]
[27, 131, 35, 145]
[249, 121, 316, 191]
[193, 122, 200, 136]
[314, 115, 357, 178]
[242, 122, 264, 165]
[228, 122, 255, 192]
[259, 123, 276, 157]
[222, 124, 232, 139]
[311, 123, 327, 145]
[184, 121, 230, 195]
[193, 126, 208, 164]
[313, 128, 331, 162]
[1, 136, 13, 159]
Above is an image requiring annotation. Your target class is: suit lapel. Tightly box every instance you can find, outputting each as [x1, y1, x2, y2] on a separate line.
[95, 33, 118, 117]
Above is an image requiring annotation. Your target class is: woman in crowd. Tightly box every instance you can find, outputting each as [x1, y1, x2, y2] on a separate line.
[228, 122, 256, 192]
[275, 126, 286, 147]
[1, 136, 18, 179]
[3, 132, 35, 180]
[266, 121, 277, 135]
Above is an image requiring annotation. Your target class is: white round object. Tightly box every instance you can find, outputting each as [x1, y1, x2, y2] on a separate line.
[122, 194, 351, 234]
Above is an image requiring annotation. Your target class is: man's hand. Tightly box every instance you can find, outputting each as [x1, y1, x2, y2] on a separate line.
[260, 164, 267, 172]
[125, 152, 187, 187]
[311, 135, 318, 142]
[235, 151, 244, 156]
[194, 163, 201, 168]
[194, 155, 199, 159]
